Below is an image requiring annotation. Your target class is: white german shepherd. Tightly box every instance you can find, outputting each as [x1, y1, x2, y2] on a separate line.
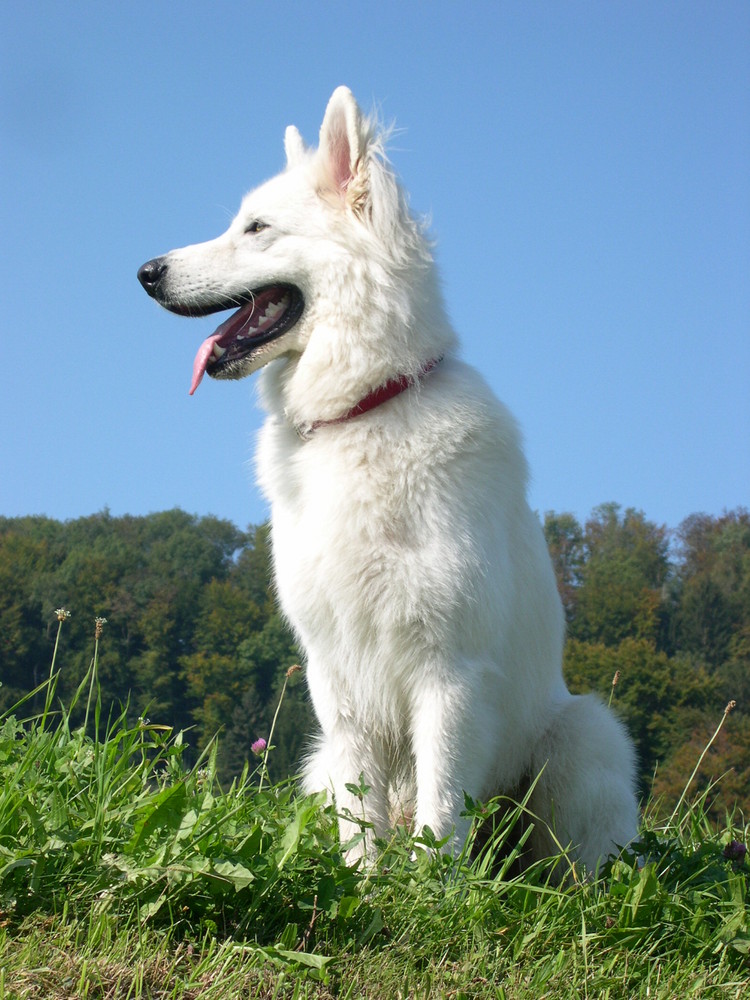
[139, 87, 637, 870]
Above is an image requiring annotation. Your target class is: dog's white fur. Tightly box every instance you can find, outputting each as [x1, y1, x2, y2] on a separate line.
[148, 87, 638, 869]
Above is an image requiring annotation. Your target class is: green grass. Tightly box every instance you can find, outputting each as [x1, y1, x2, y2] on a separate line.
[0, 619, 748, 998]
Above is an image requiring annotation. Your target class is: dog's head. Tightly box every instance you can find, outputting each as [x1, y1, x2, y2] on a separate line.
[138, 87, 439, 400]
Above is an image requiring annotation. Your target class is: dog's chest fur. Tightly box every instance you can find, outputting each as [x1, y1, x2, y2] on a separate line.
[255, 358, 555, 735]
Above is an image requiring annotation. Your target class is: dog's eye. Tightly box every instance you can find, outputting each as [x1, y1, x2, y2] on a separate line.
[245, 220, 269, 234]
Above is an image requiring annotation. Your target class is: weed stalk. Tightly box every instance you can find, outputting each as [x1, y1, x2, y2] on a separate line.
[84, 617, 107, 733]
[41, 608, 70, 727]
[668, 699, 736, 827]
[607, 670, 620, 709]
[258, 664, 301, 794]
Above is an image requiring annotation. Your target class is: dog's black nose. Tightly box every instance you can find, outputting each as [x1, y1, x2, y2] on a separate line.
[137, 257, 167, 296]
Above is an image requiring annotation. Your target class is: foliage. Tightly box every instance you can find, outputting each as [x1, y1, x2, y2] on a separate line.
[559, 502, 670, 645]
[0, 503, 748, 818]
[0, 646, 748, 998]
[0, 512, 302, 784]
[545, 504, 750, 820]
[563, 637, 717, 788]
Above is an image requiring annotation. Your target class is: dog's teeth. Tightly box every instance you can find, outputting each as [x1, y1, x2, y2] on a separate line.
[212, 343, 226, 359]
[262, 300, 284, 321]
[246, 298, 286, 329]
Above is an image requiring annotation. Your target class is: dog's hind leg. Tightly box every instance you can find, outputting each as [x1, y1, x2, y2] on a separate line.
[527, 695, 639, 875]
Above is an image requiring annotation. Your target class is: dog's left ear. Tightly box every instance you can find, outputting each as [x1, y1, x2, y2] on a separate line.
[284, 125, 307, 168]
[318, 86, 368, 212]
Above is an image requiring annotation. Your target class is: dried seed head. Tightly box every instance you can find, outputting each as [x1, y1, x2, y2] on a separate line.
[286, 663, 302, 679]
[94, 617, 107, 639]
[611, 670, 621, 688]
[725, 700, 737, 716]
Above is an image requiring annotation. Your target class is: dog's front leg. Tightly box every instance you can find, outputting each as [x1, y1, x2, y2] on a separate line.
[410, 671, 499, 855]
[303, 728, 391, 865]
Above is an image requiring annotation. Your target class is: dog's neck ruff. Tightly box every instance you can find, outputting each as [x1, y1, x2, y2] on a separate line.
[293, 357, 443, 440]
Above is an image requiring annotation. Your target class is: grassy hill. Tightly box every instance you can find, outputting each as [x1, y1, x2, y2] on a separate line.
[0, 625, 748, 999]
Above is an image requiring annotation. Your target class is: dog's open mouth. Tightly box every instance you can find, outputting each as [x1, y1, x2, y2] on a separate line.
[189, 284, 304, 394]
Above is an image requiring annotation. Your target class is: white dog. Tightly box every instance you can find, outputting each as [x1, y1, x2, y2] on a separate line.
[138, 86, 638, 871]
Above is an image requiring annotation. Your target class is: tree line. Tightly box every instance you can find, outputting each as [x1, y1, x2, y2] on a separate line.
[546, 503, 749, 816]
[0, 504, 747, 815]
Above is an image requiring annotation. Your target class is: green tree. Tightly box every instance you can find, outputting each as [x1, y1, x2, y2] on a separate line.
[220, 613, 303, 782]
[0, 524, 58, 707]
[543, 511, 584, 623]
[671, 510, 750, 669]
[564, 637, 717, 794]
[650, 707, 750, 821]
[571, 503, 669, 647]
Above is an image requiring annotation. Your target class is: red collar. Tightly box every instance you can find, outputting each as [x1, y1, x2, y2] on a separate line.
[295, 357, 443, 439]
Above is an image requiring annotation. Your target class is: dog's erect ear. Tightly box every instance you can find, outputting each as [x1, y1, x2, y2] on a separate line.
[318, 86, 369, 210]
[284, 125, 307, 168]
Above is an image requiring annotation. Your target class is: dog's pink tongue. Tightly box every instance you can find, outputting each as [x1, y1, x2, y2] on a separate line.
[190, 334, 222, 395]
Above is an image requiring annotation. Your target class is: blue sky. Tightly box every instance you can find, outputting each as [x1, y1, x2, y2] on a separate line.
[1, 1, 748, 534]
